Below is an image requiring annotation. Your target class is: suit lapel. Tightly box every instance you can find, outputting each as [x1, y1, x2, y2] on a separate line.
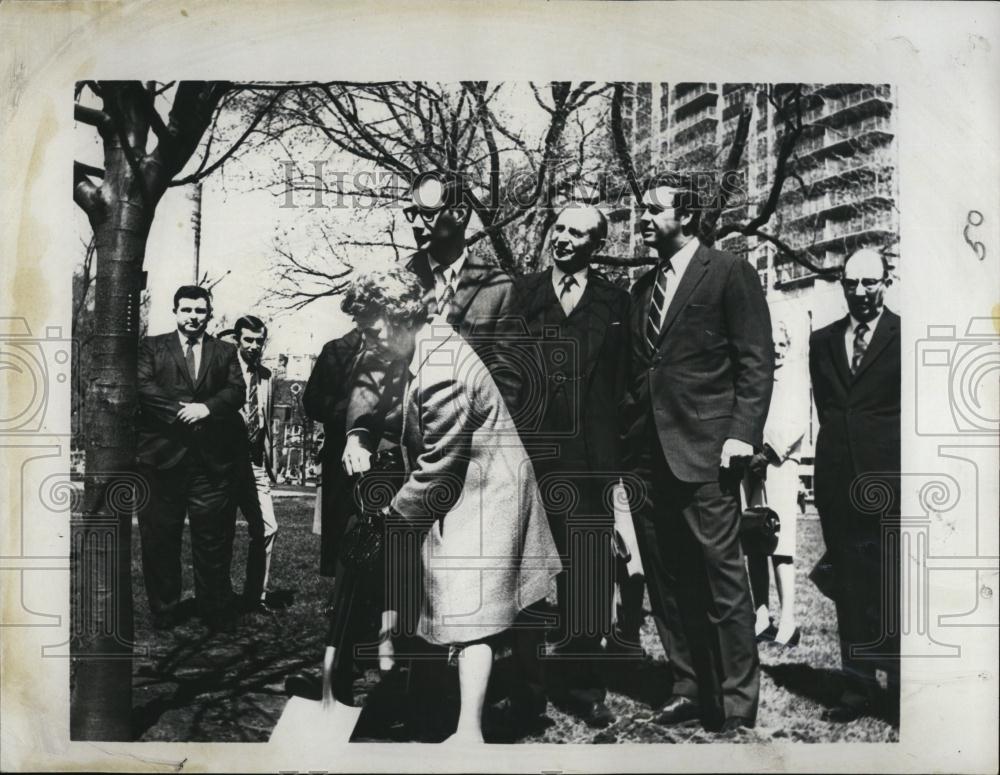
[167, 332, 195, 388]
[575, 276, 617, 372]
[852, 310, 898, 382]
[450, 262, 483, 324]
[830, 316, 852, 388]
[194, 336, 214, 391]
[656, 243, 710, 349]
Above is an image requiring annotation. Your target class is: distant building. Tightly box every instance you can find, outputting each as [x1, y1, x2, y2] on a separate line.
[268, 353, 322, 486]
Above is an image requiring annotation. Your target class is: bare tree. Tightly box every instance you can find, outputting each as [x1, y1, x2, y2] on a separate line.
[71, 80, 290, 740]
[263, 81, 612, 279]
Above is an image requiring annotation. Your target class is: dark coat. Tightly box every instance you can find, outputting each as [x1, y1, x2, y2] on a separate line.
[622, 243, 774, 483]
[303, 327, 365, 463]
[303, 328, 366, 576]
[809, 309, 901, 524]
[136, 331, 245, 476]
[508, 268, 630, 487]
[809, 308, 901, 685]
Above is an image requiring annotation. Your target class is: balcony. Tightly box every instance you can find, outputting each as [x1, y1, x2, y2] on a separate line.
[793, 150, 892, 188]
[673, 105, 718, 135]
[782, 181, 895, 225]
[804, 84, 892, 126]
[672, 83, 719, 119]
[795, 115, 894, 159]
[672, 116, 718, 154]
[773, 251, 841, 288]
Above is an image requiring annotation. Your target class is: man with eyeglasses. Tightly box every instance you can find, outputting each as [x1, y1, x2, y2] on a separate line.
[342, 172, 517, 477]
[809, 247, 900, 724]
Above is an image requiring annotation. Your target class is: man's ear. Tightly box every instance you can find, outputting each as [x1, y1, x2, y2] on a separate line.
[591, 238, 606, 257]
[680, 211, 696, 235]
[451, 204, 471, 226]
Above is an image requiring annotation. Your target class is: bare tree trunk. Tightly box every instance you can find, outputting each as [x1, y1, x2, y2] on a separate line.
[72, 80, 231, 740]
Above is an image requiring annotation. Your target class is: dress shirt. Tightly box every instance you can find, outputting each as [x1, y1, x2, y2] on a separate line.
[239, 353, 266, 430]
[552, 264, 589, 316]
[427, 252, 466, 306]
[844, 308, 883, 368]
[177, 330, 204, 379]
[658, 237, 699, 315]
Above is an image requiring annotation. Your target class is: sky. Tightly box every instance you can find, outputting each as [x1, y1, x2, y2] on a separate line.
[74, 82, 556, 361]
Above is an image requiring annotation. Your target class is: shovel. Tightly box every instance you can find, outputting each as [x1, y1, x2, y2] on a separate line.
[270, 645, 362, 747]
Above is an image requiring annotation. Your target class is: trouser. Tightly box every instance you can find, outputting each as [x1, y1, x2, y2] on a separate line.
[632, 436, 760, 723]
[138, 455, 237, 620]
[237, 458, 278, 603]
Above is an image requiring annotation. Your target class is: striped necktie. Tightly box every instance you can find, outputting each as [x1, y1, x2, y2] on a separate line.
[851, 322, 870, 373]
[559, 274, 578, 316]
[246, 368, 260, 441]
[434, 266, 456, 316]
[645, 260, 673, 351]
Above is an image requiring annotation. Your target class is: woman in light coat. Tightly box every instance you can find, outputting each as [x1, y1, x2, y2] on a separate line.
[361, 267, 562, 743]
[746, 318, 810, 647]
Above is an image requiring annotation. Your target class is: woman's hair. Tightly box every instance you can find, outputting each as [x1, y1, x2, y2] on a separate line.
[341, 265, 427, 325]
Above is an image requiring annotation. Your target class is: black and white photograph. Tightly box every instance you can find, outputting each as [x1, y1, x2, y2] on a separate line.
[1, 2, 997, 773]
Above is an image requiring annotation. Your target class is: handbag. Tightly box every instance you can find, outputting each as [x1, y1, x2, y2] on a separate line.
[739, 478, 781, 556]
[338, 447, 405, 571]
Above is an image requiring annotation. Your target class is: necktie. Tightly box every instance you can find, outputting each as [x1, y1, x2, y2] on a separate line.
[851, 322, 870, 373]
[246, 368, 260, 441]
[559, 274, 578, 316]
[185, 337, 198, 381]
[434, 266, 456, 315]
[645, 260, 672, 351]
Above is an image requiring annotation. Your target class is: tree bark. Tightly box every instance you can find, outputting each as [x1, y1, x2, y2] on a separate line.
[72, 81, 230, 740]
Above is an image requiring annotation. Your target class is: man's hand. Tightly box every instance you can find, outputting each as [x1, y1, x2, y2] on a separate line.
[720, 438, 754, 469]
[342, 432, 373, 476]
[177, 402, 210, 424]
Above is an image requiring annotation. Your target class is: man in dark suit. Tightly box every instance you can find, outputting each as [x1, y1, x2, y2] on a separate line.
[303, 317, 372, 577]
[506, 204, 630, 728]
[136, 285, 245, 631]
[809, 248, 900, 723]
[232, 315, 278, 613]
[342, 172, 517, 474]
[622, 176, 774, 732]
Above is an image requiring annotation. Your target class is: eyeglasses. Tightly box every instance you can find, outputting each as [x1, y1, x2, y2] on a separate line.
[841, 277, 884, 292]
[402, 205, 443, 224]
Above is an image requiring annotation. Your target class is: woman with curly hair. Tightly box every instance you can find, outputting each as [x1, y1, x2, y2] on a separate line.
[350, 265, 562, 743]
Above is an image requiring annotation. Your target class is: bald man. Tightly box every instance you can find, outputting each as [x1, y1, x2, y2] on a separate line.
[809, 248, 900, 723]
[503, 204, 631, 729]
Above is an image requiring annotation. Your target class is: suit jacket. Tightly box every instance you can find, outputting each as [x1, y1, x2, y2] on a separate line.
[392, 325, 562, 646]
[508, 268, 630, 482]
[303, 328, 365, 463]
[137, 331, 246, 475]
[238, 359, 275, 478]
[348, 251, 518, 436]
[622, 242, 774, 483]
[809, 309, 901, 522]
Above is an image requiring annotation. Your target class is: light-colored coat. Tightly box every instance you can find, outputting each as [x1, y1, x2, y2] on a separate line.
[391, 323, 562, 646]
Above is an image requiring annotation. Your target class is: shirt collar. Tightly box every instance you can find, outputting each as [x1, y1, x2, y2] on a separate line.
[427, 251, 466, 282]
[664, 237, 699, 274]
[178, 330, 205, 347]
[848, 308, 883, 335]
[552, 263, 589, 291]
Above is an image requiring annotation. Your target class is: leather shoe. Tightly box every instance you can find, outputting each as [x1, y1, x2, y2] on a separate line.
[284, 671, 321, 701]
[719, 715, 755, 733]
[579, 700, 616, 729]
[654, 695, 700, 725]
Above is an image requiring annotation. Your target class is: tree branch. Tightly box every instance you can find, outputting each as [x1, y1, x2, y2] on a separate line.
[610, 82, 641, 200]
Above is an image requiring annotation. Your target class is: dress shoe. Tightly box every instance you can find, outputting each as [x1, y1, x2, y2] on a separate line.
[719, 715, 755, 733]
[579, 700, 616, 729]
[653, 695, 700, 725]
[284, 671, 322, 701]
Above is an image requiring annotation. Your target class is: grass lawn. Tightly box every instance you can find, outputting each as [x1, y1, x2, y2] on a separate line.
[130, 492, 898, 744]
